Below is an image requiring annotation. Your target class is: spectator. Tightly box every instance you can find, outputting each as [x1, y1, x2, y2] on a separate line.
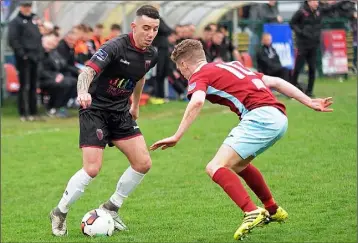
[86, 27, 97, 60]
[208, 23, 218, 33]
[57, 26, 82, 79]
[43, 21, 55, 35]
[209, 30, 226, 62]
[290, 0, 346, 97]
[39, 32, 76, 118]
[256, 33, 291, 82]
[7, 1, 43, 121]
[188, 24, 196, 38]
[167, 31, 187, 99]
[53, 25, 61, 36]
[175, 25, 185, 43]
[152, 15, 173, 99]
[219, 24, 242, 62]
[75, 25, 93, 64]
[199, 25, 214, 62]
[248, 1, 283, 61]
[105, 24, 121, 41]
[92, 23, 105, 50]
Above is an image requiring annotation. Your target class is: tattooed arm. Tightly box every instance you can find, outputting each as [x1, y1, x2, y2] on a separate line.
[77, 66, 96, 94]
[77, 66, 97, 108]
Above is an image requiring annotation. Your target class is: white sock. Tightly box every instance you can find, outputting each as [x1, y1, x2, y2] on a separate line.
[110, 166, 145, 208]
[57, 168, 93, 213]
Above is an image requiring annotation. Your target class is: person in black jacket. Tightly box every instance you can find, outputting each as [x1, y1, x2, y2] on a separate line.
[152, 16, 173, 98]
[56, 27, 82, 79]
[8, 1, 43, 121]
[39, 33, 77, 118]
[290, 0, 344, 97]
[256, 33, 291, 82]
[167, 31, 187, 99]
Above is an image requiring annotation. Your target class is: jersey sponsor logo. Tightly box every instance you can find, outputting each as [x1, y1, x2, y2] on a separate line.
[120, 59, 130, 65]
[188, 82, 196, 92]
[94, 49, 108, 61]
[107, 78, 135, 96]
[109, 78, 135, 90]
[96, 129, 104, 141]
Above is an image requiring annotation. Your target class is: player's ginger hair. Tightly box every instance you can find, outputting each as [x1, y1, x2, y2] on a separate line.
[171, 39, 206, 64]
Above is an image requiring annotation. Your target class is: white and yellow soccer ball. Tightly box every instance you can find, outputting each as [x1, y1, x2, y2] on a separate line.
[81, 209, 115, 237]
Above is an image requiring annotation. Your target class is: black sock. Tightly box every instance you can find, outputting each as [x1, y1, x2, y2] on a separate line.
[54, 207, 67, 218]
[103, 200, 119, 212]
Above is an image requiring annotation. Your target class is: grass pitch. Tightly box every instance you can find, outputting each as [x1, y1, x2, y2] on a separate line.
[1, 77, 356, 242]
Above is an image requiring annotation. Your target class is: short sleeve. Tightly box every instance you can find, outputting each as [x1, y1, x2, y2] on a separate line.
[86, 42, 119, 74]
[187, 75, 209, 99]
[254, 72, 264, 79]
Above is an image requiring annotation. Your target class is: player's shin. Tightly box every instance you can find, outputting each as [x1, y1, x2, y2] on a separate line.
[107, 166, 145, 211]
[237, 164, 278, 215]
[57, 168, 93, 215]
[211, 167, 257, 212]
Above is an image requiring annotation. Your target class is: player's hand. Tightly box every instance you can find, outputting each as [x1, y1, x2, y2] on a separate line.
[149, 135, 179, 151]
[308, 97, 333, 112]
[77, 92, 92, 109]
[130, 106, 139, 120]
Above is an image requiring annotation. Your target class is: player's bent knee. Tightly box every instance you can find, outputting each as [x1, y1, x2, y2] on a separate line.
[205, 160, 229, 178]
[83, 165, 101, 178]
[131, 156, 152, 174]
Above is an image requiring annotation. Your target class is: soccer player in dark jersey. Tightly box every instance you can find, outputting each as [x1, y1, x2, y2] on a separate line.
[49, 5, 159, 236]
[150, 39, 333, 240]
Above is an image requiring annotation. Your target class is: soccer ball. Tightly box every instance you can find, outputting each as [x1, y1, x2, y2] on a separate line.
[81, 209, 115, 237]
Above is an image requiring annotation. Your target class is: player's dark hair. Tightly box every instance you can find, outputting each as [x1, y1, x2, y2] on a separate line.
[136, 5, 160, 19]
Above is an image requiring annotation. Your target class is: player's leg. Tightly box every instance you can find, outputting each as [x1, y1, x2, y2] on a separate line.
[213, 106, 288, 239]
[100, 135, 150, 231]
[100, 112, 149, 230]
[291, 47, 306, 90]
[232, 162, 288, 223]
[50, 109, 108, 236]
[205, 145, 269, 240]
[305, 47, 317, 97]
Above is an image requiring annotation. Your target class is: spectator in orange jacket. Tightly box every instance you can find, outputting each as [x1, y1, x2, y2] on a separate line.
[92, 23, 105, 50]
[105, 24, 121, 41]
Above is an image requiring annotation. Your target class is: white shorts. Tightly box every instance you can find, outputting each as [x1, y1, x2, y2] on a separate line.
[223, 106, 288, 159]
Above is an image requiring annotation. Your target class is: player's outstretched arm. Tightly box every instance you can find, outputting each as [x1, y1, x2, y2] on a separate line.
[130, 77, 145, 120]
[77, 66, 96, 108]
[262, 75, 333, 112]
[150, 90, 206, 151]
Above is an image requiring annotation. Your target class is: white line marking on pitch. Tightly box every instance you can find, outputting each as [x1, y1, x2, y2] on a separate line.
[1, 128, 61, 138]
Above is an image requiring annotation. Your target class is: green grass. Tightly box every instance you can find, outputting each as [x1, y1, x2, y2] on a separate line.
[1, 78, 357, 242]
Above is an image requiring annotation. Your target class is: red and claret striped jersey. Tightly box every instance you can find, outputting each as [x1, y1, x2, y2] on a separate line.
[187, 61, 286, 119]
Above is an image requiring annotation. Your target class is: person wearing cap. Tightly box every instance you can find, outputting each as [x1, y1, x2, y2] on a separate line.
[8, 1, 43, 121]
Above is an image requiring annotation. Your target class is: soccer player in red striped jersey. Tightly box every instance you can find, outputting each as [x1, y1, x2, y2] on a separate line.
[150, 39, 333, 240]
